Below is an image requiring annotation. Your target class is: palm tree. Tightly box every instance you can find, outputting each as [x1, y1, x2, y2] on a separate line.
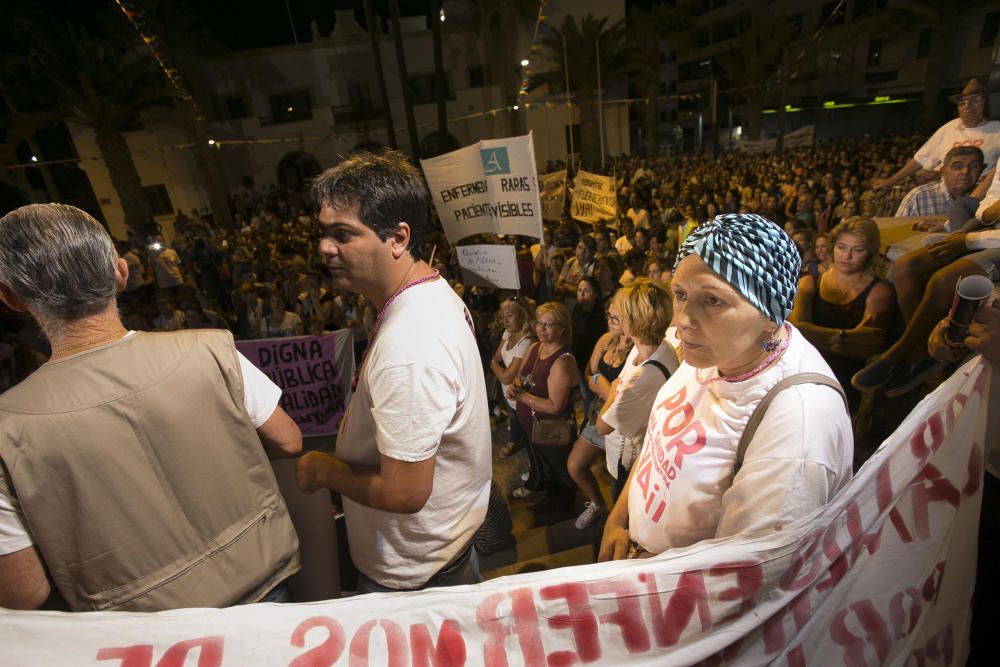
[625, 5, 696, 152]
[539, 15, 626, 164]
[713, 1, 801, 142]
[473, 0, 538, 138]
[3, 16, 169, 234]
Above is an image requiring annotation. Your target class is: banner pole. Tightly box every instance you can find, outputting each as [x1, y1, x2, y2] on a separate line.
[429, 244, 438, 267]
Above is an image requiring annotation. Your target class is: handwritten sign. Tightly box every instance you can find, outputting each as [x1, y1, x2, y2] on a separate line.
[539, 170, 567, 221]
[570, 170, 617, 223]
[236, 330, 354, 436]
[2, 357, 988, 666]
[456, 244, 521, 290]
[421, 133, 544, 243]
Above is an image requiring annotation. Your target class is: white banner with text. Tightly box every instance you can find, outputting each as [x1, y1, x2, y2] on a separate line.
[421, 134, 544, 244]
[1, 357, 988, 666]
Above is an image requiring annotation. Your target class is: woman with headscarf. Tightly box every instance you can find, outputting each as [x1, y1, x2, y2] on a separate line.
[600, 213, 853, 560]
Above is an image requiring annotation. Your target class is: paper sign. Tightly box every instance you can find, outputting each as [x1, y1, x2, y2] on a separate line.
[456, 244, 521, 290]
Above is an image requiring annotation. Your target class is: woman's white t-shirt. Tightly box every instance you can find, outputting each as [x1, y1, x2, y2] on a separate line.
[499, 330, 534, 409]
[628, 325, 853, 554]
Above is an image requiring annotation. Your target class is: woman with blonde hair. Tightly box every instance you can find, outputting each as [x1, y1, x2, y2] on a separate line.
[789, 217, 895, 409]
[507, 302, 579, 509]
[596, 279, 677, 503]
[489, 296, 536, 459]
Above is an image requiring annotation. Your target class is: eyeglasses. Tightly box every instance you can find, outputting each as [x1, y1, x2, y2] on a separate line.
[958, 95, 985, 107]
[537, 320, 561, 329]
[607, 314, 620, 325]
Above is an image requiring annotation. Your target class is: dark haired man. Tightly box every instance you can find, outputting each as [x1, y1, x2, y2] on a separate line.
[296, 150, 491, 592]
[895, 145, 983, 218]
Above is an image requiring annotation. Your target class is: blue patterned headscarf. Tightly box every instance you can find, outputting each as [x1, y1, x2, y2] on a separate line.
[674, 213, 801, 325]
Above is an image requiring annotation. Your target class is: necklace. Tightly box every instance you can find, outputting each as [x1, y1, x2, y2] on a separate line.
[351, 269, 440, 392]
[696, 323, 792, 385]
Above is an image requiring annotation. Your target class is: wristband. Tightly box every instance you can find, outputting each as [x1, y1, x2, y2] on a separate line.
[592, 373, 601, 385]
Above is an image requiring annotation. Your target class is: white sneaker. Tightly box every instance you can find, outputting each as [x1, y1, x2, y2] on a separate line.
[574, 501, 606, 529]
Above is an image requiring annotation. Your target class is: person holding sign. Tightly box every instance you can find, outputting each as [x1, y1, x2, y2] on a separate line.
[296, 151, 491, 593]
[0, 204, 302, 611]
[600, 214, 853, 560]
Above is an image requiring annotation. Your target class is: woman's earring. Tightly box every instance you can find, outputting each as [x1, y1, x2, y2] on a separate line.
[761, 329, 781, 353]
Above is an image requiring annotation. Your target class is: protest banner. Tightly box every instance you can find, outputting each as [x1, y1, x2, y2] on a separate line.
[736, 126, 815, 154]
[570, 170, 617, 223]
[2, 356, 988, 666]
[236, 330, 353, 437]
[421, 133, 544, 244]
[456, 245, 521, 290]
[538, 170, 567, 221]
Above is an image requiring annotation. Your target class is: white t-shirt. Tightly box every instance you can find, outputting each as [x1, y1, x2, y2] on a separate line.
[499, 330, 534, 409]
[628, 326, 853, 554]
[976, 166, 1000, 220]
[602, 342, 676, 477]
[914, 118, 1000, 172]
[336, 279, 491, 589]
[0, 333, 281, 555]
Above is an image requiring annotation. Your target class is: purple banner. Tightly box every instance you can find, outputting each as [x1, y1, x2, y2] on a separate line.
[236, 330, 354, 437]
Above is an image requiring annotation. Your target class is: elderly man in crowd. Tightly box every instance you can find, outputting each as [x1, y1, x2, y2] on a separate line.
[875, 79, 1000, 192]
[295, 150, 491, 593]
[894, 146, 983, 218]
[0, 203, 302, 611]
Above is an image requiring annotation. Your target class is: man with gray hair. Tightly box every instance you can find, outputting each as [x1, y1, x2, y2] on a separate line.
[0, 203, 302, 611]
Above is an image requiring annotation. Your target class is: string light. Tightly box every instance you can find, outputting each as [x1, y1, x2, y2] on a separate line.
[517, 0, 550, 101]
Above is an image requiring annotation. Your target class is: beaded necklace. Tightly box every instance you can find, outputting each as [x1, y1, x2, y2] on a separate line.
[350, 269, 440, 393]
[696, 322, 792, 385]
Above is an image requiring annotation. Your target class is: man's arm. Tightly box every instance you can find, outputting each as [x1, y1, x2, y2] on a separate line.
[874, 158, 922, 191]
[0, 545, 50, 610]
[296, 450, 435, 514]
[256, 406, 302, 458]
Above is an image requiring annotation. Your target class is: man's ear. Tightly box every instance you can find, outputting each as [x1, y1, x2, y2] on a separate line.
[114, 257, 128, 294]
[0, 283, 28, 312]
[388, 222, 412, 259]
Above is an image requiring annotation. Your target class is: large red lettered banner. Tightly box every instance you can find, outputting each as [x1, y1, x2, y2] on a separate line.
[236, 330, 354, 437]
[1, 357, 989, 666]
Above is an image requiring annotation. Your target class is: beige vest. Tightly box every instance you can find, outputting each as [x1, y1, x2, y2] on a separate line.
[0, 330, 300, 611]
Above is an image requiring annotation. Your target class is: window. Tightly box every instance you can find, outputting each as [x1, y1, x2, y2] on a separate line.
[820, 2, 845, 26]
[408, 73, 455, 104]
[266, 90, 313, 124]
[865, 70, 897, 84]
[867, 39, 882, 67]
[787, 13, 804, 38]
[981, 11, 1000, 49]
[348, 81, 373, 108]
[917, 27, 931, 58]
[215, 94, 250, 120]
[854, 0, 887, 18]
[468, 65, 488, 88]
[143, 184, 173, 217]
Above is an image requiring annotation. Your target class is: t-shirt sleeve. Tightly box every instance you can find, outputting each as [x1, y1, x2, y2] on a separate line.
[603, 364, 669, 438]
[0, 468, 32, 555]
[512, 337, 533, 359]
[715, 384, 852, 539]
[975, 168, 1000, 219]
[913, 125, 947, 171]
[237, 350, 283, 428]
[369, 364, 459, 462]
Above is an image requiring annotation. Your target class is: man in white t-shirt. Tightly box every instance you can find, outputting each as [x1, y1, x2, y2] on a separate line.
[296, 150, 491, 592]
[875, 79, 1000, 191]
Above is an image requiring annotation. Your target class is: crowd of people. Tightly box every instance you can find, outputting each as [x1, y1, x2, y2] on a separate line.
[1, 77, 999, 659]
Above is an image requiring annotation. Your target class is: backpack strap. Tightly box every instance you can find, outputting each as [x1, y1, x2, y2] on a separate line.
[733, 373, 847, 479]
[641, 359, 670, 379]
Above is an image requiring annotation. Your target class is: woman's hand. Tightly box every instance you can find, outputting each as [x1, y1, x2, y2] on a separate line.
[598, 516, 630, 562]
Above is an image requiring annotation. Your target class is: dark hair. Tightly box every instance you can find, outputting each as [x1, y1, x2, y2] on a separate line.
[577, 275, 603, 306]
[579, 233, 597, 256]
[943, 145, 984, 166]
[311, 150, 428, 260]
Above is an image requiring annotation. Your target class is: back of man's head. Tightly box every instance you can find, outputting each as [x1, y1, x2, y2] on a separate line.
[0, 203, 118, 323]
[311, 150, 428, 260]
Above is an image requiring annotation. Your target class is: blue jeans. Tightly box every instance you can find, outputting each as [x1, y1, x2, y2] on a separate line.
[356, 544, 481, 594]
[258, 580, 292, 603]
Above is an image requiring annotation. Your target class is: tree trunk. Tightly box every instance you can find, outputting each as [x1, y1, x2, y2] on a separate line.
[744, 95, 764, 142]
[577, 88, 600, 166]
[93, 125, 154, 235]
[431, 0, 448, 137]
[389, 0, 420, 159]
[364, 0, 397, 149]
[189, 121, 235, 229]
[919, 19, 951, 134]
[643, 80, 658, 154]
